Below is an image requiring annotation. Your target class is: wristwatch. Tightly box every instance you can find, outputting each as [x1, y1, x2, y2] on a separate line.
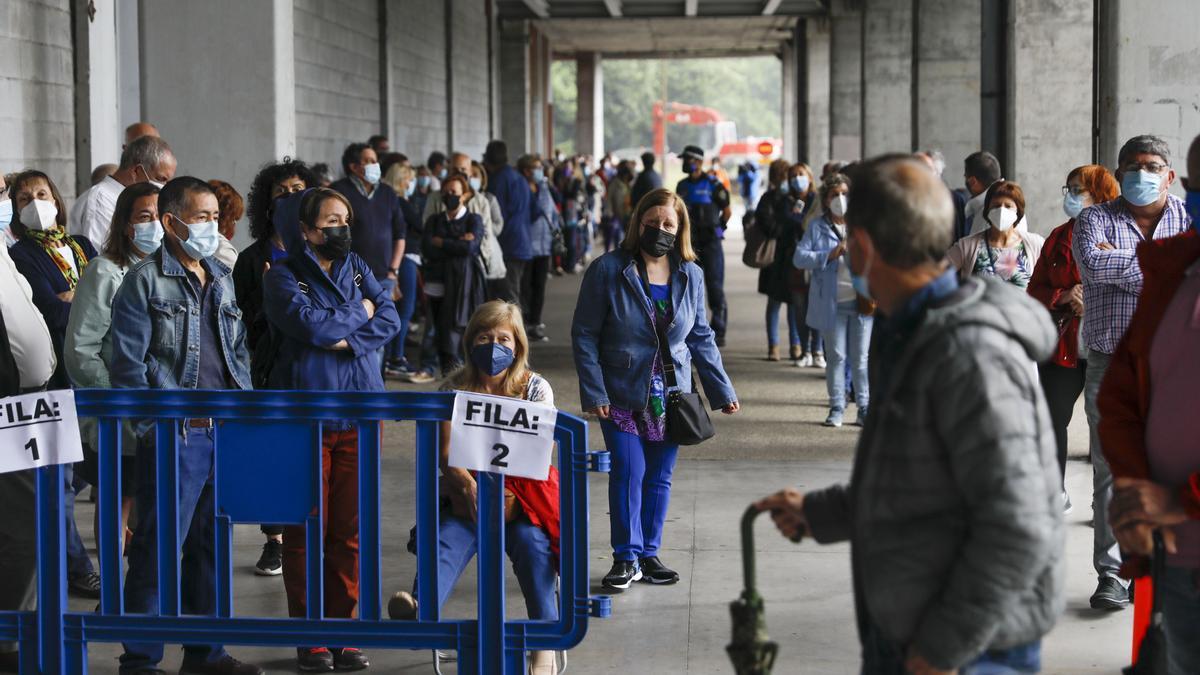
[389, 267, 400, 275]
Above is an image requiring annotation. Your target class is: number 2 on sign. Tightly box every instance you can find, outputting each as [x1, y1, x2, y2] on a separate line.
[25, 438, 39, 461]
[491, 443, 510, 468]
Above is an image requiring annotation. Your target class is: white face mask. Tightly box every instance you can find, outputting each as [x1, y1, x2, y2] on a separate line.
[987, 206, 1019, 233]
[829, 194, 848, 218]
[20, 199, 59, 231]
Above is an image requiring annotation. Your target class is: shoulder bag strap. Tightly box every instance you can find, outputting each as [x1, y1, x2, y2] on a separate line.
[634, 256, 678, 391]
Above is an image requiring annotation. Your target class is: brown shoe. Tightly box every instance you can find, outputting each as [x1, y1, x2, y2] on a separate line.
[789, 344, 803, 361]
[767, 345, 781, 362]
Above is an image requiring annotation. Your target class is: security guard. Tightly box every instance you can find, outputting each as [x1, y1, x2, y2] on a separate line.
[676, 145, 731, 346]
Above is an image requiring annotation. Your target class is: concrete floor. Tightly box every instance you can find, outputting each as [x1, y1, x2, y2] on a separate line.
[75, 221, 1133, 673]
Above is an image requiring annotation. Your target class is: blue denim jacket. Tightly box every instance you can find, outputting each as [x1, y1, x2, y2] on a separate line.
[109, 246, 251, 391]
[571, 250, 737, 411]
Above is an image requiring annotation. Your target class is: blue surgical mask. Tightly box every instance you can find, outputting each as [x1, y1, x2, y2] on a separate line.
[848, 240, 874, 300]
[532, 169, 545, 183]
[470, 341, 515, 377]
[132, 219, 164, 255]
[778, 181, 790, 194]
[405, 181, 416, 199]
[790, 175, 810, 193]
[438, 168, 448, 180]
[363, 162, 382, 185]
[0, 200, 11, 233]
[1121, 169, 1163, 207]
[1186, 190, 1200, 232]
[469, 177, 482, 192]
[172, 215, 221, 260]
[1063, 192, 1086, 219]
[416, 175, 431, 189]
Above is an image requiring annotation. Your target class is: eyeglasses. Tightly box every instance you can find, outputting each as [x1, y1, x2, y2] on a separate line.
[1120, 162, 1169, 174]
[1061, 185, 1086, 196]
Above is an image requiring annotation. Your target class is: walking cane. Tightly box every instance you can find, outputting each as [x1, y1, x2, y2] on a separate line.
[727, 506, 779, 675]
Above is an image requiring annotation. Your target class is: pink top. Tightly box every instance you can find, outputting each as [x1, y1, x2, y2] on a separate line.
[1146, 262, 1200, 568]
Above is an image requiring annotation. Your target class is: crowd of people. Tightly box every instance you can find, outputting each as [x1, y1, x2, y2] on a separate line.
[0, 113, 1199, 674]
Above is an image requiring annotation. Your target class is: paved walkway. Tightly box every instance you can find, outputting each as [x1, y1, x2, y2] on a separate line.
[76, 225, 1132, 673]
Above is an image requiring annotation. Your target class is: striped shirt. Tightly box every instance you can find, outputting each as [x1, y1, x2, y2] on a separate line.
[1072, 194, 1192, 354]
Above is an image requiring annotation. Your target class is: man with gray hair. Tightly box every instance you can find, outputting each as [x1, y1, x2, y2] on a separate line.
[755, 154, 1063, 674]
[68, 135, 177, 246]
[1073, 133, 1192, 610]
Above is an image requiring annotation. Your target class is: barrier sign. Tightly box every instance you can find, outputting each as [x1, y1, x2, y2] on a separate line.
[0, 389, 83, 474]
[448, 391, 557, 480]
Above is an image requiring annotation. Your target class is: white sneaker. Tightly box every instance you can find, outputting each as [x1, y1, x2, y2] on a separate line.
[529, 650, 558, 675]
[812, 354, 827, 369]
[795, 354, 813, 368]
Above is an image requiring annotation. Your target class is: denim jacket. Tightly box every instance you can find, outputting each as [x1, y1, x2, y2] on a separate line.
[109, 246, 251, 391]
[571, 250, 737, 411]
[792, 213, 846, 333]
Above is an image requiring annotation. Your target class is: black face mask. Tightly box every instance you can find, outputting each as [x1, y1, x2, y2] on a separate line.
[443, 194, 462, 211]
[313, 225, 351, 260]
[639, 225, 676, 258]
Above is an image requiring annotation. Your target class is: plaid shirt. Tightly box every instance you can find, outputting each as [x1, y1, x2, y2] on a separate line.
[1072, 194, 1191, 354]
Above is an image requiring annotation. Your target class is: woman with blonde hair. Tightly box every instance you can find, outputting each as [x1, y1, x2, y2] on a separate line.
[572, 188, 739, 589]
[389, 300, 561, 674]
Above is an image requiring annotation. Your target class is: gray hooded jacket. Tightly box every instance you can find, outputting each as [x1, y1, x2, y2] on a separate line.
[803, 277, 1065, 670]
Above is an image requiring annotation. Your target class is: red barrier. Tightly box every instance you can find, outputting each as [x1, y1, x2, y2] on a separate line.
[1131, 577, 1152, 661]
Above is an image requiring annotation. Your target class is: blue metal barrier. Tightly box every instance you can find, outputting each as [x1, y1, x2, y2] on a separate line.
[0, 389, 611, 674]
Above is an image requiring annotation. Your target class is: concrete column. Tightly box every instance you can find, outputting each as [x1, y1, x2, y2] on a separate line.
[116, 0, 141, 129]
[575, 52, 604, 160]
[781, 38, 798, 161]
[828, 0, 862, 161]
[914, 0, 981, 171]
[498, 20, 532, 153]
[860, 0, 913, 157]
[140, 0, 295, 247]
[531, 29, 551, 155]
[804, 17, 832, 171]
[1006, 0, 1092, 234]
[1096, 0, 1200, 188]
[72, 0, 122, 193]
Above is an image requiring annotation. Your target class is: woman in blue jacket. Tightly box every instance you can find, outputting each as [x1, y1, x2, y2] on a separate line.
[262, 188, 400, 672]
[572, 188, 739, 590]
[792, 173, 873, 429]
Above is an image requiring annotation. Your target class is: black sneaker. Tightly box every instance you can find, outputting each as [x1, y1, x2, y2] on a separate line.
[638, 556, 680, 585]
[602, 560, 642, 590]
[68, 572, 101, 599]
[179, 654, 264, 675]
[331, 648, 369, 671]
[254, 540, 282, 576]
[1089, 577, 1130, 610]
[296, 648, 334, 672]
[528, 324, 549, 343]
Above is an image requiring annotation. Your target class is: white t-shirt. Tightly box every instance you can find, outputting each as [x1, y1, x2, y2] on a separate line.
[68, 175, 125, 247]
[0, 246, 55, 388]
[55, 245, 78, 276]
[831, 223, 856, 303]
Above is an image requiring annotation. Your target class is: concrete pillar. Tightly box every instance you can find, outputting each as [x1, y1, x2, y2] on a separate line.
[829, 0, 862, 161]
[72, 0, 122, 193]
[530, 29, 551, 155]
[575, 52, 604, 160]
[1096, 0, 1200, 190]
[781, 38, 798, 161]
[860, 0, 913, 157]
[140, 0, 295, 247]
[1006, 0, 1092, 234]
[914, 0, 981, 172]
[498, 21, 532, 154]
[804, 17, 832, 171]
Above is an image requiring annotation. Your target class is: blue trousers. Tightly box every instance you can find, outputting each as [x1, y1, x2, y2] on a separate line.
[388, 257, 420, 363]
[791, 289, 823, 355]
[64, 464, 94, 579]
[862, 622, 1041, 674]
[418, 514, 558, 621]
[827, 300, 872, 412]
[120, 428, 224, 672]
[765, 298, 800, 348]
[601, 421, 680, 562]
[697, 239, 727, 340]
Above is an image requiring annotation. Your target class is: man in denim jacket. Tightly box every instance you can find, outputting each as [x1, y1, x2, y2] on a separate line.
[109, 177, 260, 675]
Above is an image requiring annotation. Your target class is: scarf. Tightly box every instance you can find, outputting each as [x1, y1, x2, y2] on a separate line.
[24, 227, 89, 288]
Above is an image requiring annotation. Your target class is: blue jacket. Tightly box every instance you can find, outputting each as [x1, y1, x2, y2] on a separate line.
[571, 250, 737, 411]
[109, 246, 251, 391]
[261, 191, 400, 393]
[792, 213, 848, 333]
[10, 235, 97, 386]
[489, 164, 533, 261]
[529, 182, 561, 258]
[330, 177, 406, 280]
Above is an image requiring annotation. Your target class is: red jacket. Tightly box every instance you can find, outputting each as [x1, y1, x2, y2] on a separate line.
[1027, 221, 1082, 367]
[1098, 229, 1200, 576]
[507, 467, 561, 559]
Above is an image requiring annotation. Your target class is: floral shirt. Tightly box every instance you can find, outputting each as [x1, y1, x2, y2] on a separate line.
[973, 242, 1032, 289]
[609, 283, 672, 440]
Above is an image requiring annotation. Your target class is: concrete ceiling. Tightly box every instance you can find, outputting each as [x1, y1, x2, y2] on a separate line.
[497, 0, 827, 58]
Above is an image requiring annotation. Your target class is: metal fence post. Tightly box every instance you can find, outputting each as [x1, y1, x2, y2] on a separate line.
[476, 472, 510, 674]
[35, 465, 66, 674]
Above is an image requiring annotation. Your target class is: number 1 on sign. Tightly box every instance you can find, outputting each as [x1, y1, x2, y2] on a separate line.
[491, 443, 509, 468]
[25, 438, 39, 461]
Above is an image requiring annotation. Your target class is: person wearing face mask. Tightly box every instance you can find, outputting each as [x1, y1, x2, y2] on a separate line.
[388, 301, 563, 675]
[109, 176, 262, 675]
[68, 135, 178, 246]
[65, 182, 164, 558]
[519, 153, 561, 342]
[572, 188, 739, 590]
[676, 146, 732, 346]
[1028, 165, 1119, 515]
[411, 166, 434, 217]
[422, 153, 507, 304]
[0, 172, 14, 247]
[1072, 134, 1193, 611]
[423, 174, 487, 375]
[484, 140, 534, 302]
[793, 173, 873, 428]
[947, 180, 1045, 287]
[755, 160, 812, 364]
[603, 161, 633, 253]
[262, 187, 399, 672]
[427, 151, 449, 192]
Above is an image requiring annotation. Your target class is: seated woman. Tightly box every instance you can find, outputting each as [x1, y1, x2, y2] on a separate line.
[262, 187, 400, 672]
[389, 300, 560, 675]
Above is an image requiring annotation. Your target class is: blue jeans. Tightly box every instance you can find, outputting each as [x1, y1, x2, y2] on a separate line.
[827, 300, 872, 412]
[120, 428, 224, 672]
[765, 299, 800, 348]
[417, 514, 558, 621]
[862, 622, 1041, 674]
[1083, 351, 1124, 582]
[64, 464, 95, 579]
[1163, 566, 1200, 675]
[388, 258, 420, 363]
[600, 421, 680, 562]
[792, 289, 823, 355]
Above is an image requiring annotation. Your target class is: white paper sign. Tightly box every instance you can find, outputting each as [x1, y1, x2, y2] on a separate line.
[447, 391, 558, 480]
[0, 389, 84, 474]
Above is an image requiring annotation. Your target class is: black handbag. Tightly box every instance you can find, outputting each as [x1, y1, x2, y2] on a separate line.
[636, 257, 715, 446]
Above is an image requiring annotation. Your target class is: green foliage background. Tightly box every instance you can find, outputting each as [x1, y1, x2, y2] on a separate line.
[552, 57, 781, 156]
